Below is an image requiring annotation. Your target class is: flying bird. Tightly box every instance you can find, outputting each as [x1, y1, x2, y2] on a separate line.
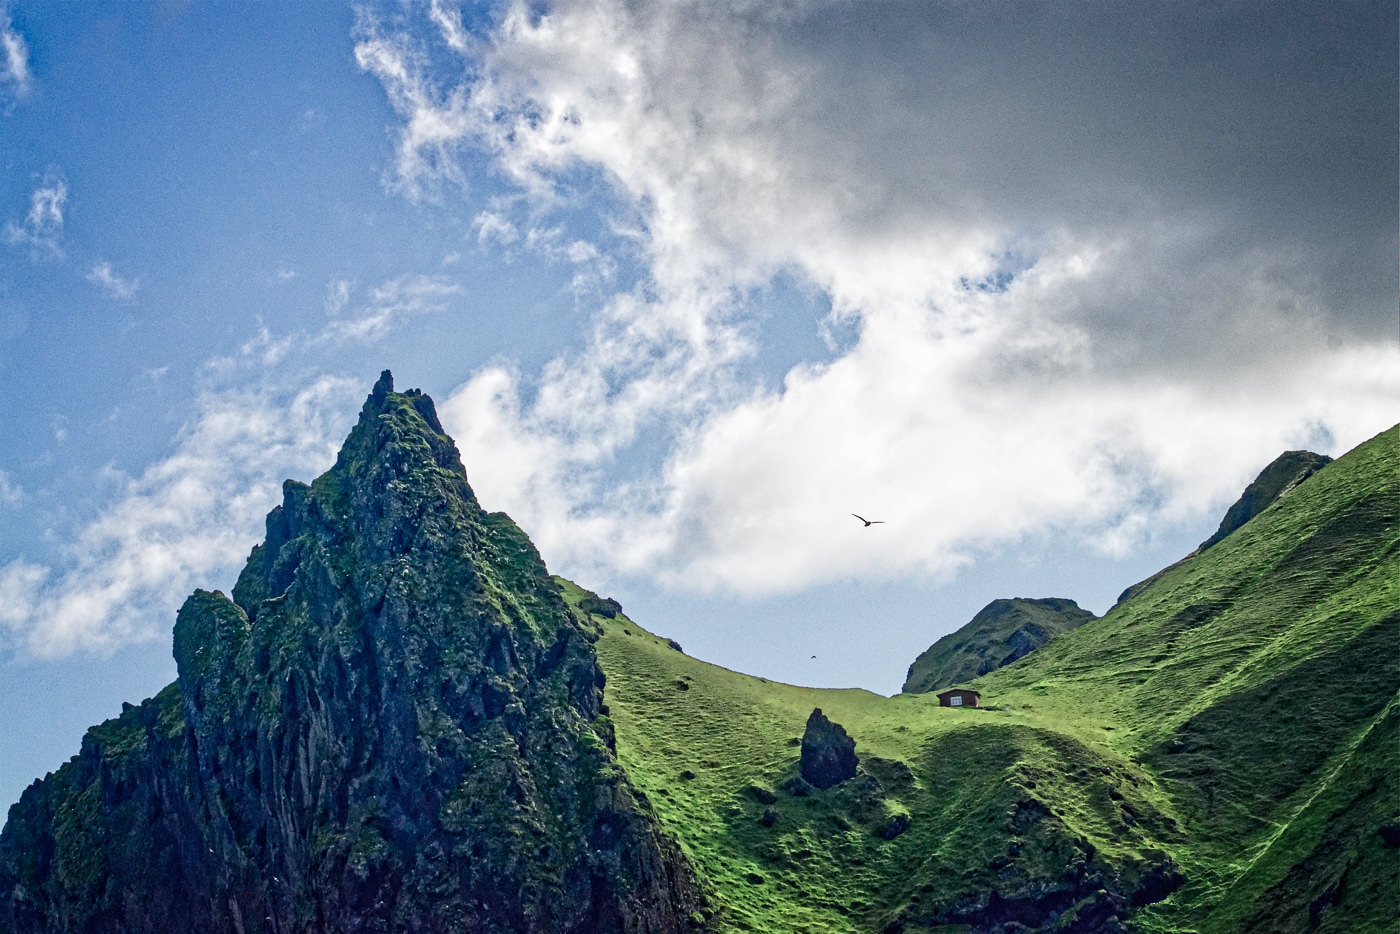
[852, 513, 885, 527]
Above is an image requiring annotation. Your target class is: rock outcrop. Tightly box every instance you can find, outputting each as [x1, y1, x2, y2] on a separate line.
[800, 709, 858, 790]
[0, 372, 706, 934]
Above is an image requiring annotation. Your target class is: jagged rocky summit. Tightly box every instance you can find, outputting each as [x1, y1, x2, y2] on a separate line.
[0, 372, 706, 934]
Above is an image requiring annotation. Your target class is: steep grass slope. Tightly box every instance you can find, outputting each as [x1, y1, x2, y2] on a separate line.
[581, 425, 1397, 933]
[1197, 450, 1332, 553]
[976, 424, 1398, 933]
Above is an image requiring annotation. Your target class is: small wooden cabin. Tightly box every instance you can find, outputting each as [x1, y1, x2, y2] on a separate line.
[936, 688, 981, 708]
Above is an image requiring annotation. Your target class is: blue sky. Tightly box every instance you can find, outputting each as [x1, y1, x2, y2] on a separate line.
[1, 1, 1395, 811]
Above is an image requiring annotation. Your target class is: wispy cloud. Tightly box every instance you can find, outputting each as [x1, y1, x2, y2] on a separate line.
[473, 210, 518, 247]
[234, 325, 299, 368]
[86, 260, 140, 300]
[0, 469, 21, 505]
[4, 174, 66, 258]
[326, 272, 462, 341]
[353, 8, 474, 198]
[0, 376, 358, 658]
[324, 277, 352, 315]
[0, 9, 29, 101]
[298, 108, 326, 133]
[215, 272, 463, 374]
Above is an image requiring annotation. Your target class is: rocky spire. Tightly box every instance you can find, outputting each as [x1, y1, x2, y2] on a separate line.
[800, 708, 859, 789]
[2, 375, 707, 934]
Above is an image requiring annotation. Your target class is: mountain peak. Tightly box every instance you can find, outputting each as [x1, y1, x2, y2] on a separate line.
[348, 369, 455, 466]
[3, 374, 706, 932]
[371, 367, 393, 403]
[1198, 449, 1332, 552]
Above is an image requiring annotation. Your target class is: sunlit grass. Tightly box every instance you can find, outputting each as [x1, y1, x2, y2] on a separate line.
[569, 424, 1399, 933]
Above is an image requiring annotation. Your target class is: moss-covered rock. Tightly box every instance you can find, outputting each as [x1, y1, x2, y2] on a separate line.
[0, 371, 706, 934]
[800, 708, 859, 790]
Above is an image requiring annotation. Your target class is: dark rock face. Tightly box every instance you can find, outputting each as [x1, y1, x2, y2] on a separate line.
[877, 814, 910, 840]
[800, 709, 858, 790]
[579, 594, 623, 619]
[1198, 449, 1332, 552]
[1129, 859, 1184, 908]
[783, 776, 813, 797]
[908, 855, 1180, 934]
[0, 372, 705, 934]
[744, 785, 777, 805]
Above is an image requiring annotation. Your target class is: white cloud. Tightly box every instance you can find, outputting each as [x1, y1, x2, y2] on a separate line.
[4, 174, 66, 258]
[326, 272, 463, 341]
[0, 377, 358, 657]
[214, 273, 460, 377]
[324, 277, 353, 315]
[86, 260, 140, 300]
[443, 308, 1397, 595]
[353, 10, 474, 197]
[0, 9, 29, 100]
[427, 0, 473, 54]
[236, 325, 298, 368]
[473, 210, 518, 246]
[373, 1, 1398, 596]
[0, 469, 21, 504]
[0, 561, 47, 632]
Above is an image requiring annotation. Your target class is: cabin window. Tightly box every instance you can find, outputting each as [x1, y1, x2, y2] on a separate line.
[950, 696, 962, 706]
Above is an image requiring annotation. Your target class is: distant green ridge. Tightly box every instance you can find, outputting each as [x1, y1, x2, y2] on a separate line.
[902, 597, 1097, 695]
[1115, 447, 1334, 608]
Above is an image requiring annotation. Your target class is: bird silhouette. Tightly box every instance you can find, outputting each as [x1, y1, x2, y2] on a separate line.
[852, 513, 885, 527]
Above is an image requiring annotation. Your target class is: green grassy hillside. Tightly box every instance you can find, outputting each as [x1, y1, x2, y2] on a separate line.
[976, 424, 1399, 933]
[572, 425, 1398, 933]
[575, 587, 1180, 933]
